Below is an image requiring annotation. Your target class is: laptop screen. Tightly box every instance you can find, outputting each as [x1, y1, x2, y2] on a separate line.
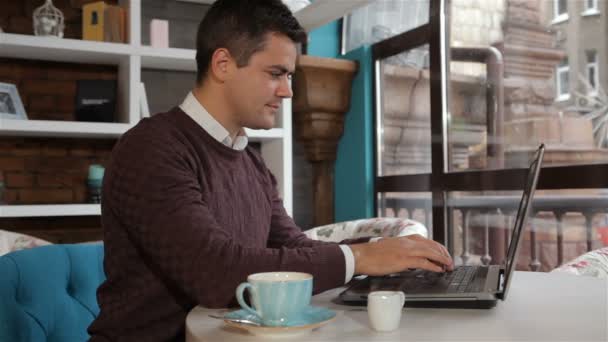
[500, 144, 544, 299]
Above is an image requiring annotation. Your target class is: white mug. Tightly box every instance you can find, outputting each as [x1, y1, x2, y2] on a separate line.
[367, 291, 405, 332]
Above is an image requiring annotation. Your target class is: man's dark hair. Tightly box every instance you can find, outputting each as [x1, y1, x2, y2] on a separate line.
[195, 0, 306, 84]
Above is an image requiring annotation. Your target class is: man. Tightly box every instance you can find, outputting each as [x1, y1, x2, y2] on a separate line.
[88, 0, 453, 340]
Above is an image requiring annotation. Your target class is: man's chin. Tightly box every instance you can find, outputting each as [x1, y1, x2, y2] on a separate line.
[247, 121, 275, 130]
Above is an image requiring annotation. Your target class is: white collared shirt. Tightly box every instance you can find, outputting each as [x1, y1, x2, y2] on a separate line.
[179, 92, 248, 150]
[178, 92, 357, 284]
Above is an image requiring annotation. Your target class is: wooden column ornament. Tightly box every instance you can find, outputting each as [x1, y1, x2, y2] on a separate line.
[292, 55, 358, 226]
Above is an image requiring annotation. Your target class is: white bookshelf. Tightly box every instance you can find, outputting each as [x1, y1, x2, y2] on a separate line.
[0, 33, 133, 65]
[0, 0, 368, 218]
[0, 204, 101, 218]
[139, 46, 196, 71]
[0, 119, 132, 138]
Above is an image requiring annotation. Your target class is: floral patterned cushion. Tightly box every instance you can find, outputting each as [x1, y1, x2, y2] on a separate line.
[0, 230, 52, 256]
[304, 218, 428, 242]
[551, 247, 608, 279]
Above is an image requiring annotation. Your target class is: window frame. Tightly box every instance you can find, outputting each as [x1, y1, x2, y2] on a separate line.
[556, 59, 570, 101]
[586, 50, 599, 95]
[582, 0, 600, 16]
[552, 0, 569, 24]
[372, 0, 608, 248]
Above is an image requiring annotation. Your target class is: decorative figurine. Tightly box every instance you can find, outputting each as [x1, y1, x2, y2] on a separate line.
[33, 0, 65, 38]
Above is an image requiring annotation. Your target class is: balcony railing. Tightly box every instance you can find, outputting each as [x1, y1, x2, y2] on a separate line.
[382, 195, 608, 271]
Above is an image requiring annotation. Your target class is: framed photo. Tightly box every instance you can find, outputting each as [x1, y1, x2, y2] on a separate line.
[0, 82, 27, 120]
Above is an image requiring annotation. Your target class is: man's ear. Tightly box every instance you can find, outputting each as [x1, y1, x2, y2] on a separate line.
[209, 48, 235, 82]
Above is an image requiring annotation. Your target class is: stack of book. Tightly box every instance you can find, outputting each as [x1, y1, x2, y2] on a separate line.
[82, 1, 127, 43]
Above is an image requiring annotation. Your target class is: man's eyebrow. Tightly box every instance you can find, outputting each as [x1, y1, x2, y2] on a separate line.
[268, 65, 295, 74]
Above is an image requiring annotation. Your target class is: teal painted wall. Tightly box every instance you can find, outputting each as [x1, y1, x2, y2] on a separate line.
[307, 21, 341, 58]
[334, 46, 374, 221]
[307, 21, 375, 221]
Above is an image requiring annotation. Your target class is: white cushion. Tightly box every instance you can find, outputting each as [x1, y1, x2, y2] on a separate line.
[304, 218, 428, 242]
[0, 230, 52, 256]
[551, 247, 608, 279]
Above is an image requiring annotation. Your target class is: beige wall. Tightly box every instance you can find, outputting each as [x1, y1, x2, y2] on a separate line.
[450, 0, 506, 77]
[543, 0, 608, 103]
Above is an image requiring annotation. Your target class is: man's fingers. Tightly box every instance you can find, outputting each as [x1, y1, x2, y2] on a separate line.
[410, 257, 444, 273]
[402, 235, 454, 270]
[407, 245, 452, 267]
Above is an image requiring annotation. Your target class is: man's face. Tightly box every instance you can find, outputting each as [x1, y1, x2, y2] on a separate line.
[225, 33, 296, 130]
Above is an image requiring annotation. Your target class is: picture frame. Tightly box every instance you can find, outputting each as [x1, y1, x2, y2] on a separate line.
[0, 82, 28, 120]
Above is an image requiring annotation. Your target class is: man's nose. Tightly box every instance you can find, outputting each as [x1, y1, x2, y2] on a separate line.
[277, 76, 293, 98]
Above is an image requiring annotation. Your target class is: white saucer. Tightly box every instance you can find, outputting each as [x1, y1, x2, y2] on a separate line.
[223, 306, 336, 338]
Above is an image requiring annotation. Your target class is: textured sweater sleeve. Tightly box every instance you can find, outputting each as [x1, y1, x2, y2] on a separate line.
[106, 125, 346, 307]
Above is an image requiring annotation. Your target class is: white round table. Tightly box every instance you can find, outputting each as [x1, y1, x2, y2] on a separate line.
[186, 271, 608, 341]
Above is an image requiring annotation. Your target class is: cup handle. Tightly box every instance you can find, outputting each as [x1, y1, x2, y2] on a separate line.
[236, 282, 261, 319]
[398, 291, 406, 307]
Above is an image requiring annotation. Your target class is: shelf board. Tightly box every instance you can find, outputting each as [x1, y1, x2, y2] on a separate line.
[175, 0, 215, 4]
[0, 33, 132, 65]
[0, 119, 132, 138]
[140, 46, 197, 71]
[0, 204, 101, 218]
[245, 128, 284, 141]
[294, 0, 374, 32]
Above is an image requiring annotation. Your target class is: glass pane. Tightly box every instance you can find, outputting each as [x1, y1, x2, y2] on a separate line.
[343, 0, 429, 54]
[558, 0, 568, 14]
[559, 69, 569, 95]
[377, 44, 431, 176]
[447, 189, 608, 272]
[447, 0, 608, 171]
[589, 67, 596, 89]
[377, 192, 432, 239]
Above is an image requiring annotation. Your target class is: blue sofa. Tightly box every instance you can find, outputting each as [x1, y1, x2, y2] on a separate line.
[0, 244, 105, 342]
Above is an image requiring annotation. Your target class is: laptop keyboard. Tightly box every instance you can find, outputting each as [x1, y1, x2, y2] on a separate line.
[443, 266, 478, 293]
[365, 266, 483, 294]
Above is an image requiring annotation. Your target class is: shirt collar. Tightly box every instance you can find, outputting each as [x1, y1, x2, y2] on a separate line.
[179, 92, 248, 151]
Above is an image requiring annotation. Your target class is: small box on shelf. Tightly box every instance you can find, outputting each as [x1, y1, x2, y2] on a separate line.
[74, 80, 116, 123]
[82, 1, 127, 43]
[150, 19, 169, 48]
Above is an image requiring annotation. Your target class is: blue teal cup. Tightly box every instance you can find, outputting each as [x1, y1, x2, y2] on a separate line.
[236, 272, 313, 327]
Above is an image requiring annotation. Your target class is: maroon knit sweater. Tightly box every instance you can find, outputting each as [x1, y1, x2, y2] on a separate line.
[88, 108, 364, 341]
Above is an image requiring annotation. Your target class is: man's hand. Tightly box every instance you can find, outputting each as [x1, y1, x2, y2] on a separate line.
[349, 234, 454, 276]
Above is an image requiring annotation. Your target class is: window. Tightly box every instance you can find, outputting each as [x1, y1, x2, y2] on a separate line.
[372, 0, 608, 274]
[586, 51, 599, 94]
[342, 0, 430, 54]
[553, 0, 568, 22]
[583, 0, 599, 15]
[556, 58, 570, 100]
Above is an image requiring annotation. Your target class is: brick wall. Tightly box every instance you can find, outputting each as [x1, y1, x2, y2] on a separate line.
[0, 58, 118, 121]
[0, 137, 114, 243]
[0, 137, 114, 205]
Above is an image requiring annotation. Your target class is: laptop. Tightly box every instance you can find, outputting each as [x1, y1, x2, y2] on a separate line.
[339, 144, 545, 309]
